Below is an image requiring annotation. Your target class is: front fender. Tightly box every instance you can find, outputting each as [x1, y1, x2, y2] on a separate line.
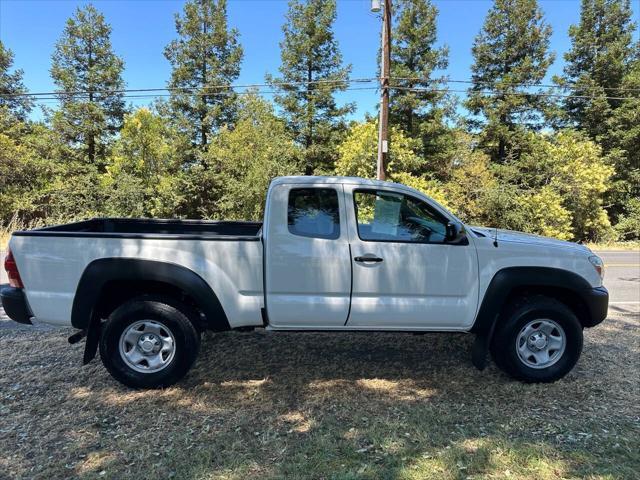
[470, 266, 606, 370]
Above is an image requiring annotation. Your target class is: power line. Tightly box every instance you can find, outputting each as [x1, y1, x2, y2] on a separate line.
[0, 77, 379, 99]
[4, 76, 639, 101]
[27, 86, 381, 103]
[392, 76, 640, 93]
[389, 84, 637, 101]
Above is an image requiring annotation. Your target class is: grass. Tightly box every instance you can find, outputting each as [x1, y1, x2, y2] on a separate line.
[0, 228, 10, 251]
[0, 309, 638, 480]
[0, 216, 48, 251]
[586, 241, 640, 252]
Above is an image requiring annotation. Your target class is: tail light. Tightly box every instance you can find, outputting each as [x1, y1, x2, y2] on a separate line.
[4, 249, 24, 288]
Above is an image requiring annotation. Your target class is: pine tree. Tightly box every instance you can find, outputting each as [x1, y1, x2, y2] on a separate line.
[164, 0, 243, 150]
[466, 0, 554, 163]
[267, 0, 353, 175]
[390, 0, 453, 175]
[558, 0, 639, 221]
[603, 58, 640, 221]
[50, 4, 125, 166]
[0, 41, 33, 120]
[558, 0, 639, 143]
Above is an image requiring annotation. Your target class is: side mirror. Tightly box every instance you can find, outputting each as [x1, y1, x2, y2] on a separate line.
[445, 222, 464, 242]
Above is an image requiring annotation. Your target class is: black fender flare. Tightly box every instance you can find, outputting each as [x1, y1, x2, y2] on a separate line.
[470, 266, 594, 370]
[72, 258, 230, 364]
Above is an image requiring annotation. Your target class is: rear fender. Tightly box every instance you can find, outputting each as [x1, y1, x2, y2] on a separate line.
[72, 258, 230, 364]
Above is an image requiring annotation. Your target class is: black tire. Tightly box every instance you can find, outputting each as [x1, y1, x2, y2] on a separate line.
[99, 295, 201, 389]
[490, 295, 583, 383]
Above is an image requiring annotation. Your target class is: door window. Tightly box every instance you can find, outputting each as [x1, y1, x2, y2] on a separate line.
[288, 188, 340, 239]
[353, 190, 448, 243]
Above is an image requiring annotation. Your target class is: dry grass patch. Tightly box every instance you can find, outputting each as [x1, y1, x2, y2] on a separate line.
[0, 311, 638, 479]
[586, 241, 640, 251]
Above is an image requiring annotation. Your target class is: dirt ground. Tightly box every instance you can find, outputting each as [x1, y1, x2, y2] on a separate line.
[0, 308, 638, 480]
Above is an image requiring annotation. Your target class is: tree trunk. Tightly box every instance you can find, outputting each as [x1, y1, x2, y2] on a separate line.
[87, 35, 96, 166]
[498, 112, 508, 163]
[305, 61, 314, 175]
[200, 16, 208, 150]
[497, 138, 506, 164]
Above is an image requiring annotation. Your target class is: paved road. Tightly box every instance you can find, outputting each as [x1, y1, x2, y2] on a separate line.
[1, 249, 638, 328]
[598, 250, 640, 314]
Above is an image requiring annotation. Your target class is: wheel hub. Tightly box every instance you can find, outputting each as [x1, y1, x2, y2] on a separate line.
[528, 332, 548, 351]
[138, 333, 161, 354]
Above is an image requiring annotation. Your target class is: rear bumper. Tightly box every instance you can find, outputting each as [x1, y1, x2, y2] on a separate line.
[582, 286, 609, 328]
[0, 286, 33, 325]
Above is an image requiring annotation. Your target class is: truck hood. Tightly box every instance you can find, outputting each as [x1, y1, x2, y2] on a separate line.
[470, 226, 591, 253]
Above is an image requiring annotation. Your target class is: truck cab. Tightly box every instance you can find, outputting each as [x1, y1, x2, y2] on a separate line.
[264, 177, 478, 330]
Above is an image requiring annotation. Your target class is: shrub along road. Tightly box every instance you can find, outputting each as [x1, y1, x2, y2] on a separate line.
[0, 250, 638, 479]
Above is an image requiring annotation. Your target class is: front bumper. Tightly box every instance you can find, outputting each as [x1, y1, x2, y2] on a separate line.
[582, 286, 609, 328]
[0, 286, 33, 325]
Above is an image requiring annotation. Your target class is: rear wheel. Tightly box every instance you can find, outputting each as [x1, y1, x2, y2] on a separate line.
[99, 295, 201, 389]
[491, 295, 583, 383]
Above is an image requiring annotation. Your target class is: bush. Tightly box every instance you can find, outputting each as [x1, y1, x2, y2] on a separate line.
[614, 198, 640, 240]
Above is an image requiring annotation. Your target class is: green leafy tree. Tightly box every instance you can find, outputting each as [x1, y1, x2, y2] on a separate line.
[390, 0, 454, 175]
[186, 93, 302, 220]
[498, 131, 614, 240]
[103, 108, 188, 217]
[440, 132, 498, 223]
[0, 41, 33, 120]
[0, 110, 85, 225]
[0, 130, 105, 224]
[514, 187, 573, 240]
[466, 0, 555, 163]
[614, 198, 640, 240]
[50, 4, 126, 167]
[267, 0, 353, 175]
[0, 122, 48, 223]
[335, 120, 422, 180]
[164, 0, 243, 150]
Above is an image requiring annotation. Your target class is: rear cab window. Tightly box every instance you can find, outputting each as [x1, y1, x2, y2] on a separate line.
[288, 188, 340, 240]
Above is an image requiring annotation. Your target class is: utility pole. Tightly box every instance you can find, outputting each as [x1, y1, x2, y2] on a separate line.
[373, 0, 391, 181]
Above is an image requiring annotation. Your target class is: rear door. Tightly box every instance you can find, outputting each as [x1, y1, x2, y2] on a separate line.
[344, 186, 479, 330]
[264, 183, 352, 328]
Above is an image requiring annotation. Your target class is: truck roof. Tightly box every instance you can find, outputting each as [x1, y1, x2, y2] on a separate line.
[271, 175, 463, 224]
[271, 175, 400, 189]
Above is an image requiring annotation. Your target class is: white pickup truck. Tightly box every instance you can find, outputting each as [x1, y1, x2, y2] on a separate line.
[2, 176, 608, 388]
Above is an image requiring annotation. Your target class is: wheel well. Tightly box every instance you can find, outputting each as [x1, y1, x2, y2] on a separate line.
[94, 280, 207, 330]
[501, 286, 590, 327]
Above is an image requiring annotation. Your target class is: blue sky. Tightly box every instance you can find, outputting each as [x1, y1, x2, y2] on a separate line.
[0, 0, 638, 121]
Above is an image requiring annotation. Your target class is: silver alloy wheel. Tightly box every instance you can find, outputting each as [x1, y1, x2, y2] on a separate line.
[516, 319, 566, 369]
[119, 320, 176, 373]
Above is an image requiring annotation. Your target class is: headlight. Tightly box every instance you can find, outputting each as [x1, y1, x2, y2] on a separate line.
[588, 255, 605, 280]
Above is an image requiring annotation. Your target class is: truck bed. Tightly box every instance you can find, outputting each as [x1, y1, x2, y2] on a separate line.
[13, 218, 263, 240]
[9, 218, 265, 327]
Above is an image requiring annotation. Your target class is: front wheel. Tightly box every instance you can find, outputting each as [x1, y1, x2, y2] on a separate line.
[99, 295, 201, 389]
[491, 295, 583, 383]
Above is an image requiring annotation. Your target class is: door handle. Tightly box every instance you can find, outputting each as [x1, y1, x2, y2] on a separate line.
[354, 255, 384, 263]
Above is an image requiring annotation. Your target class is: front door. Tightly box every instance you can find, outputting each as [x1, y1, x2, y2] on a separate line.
[345, 186, 479, 330]
[265, 184, 352, 328]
